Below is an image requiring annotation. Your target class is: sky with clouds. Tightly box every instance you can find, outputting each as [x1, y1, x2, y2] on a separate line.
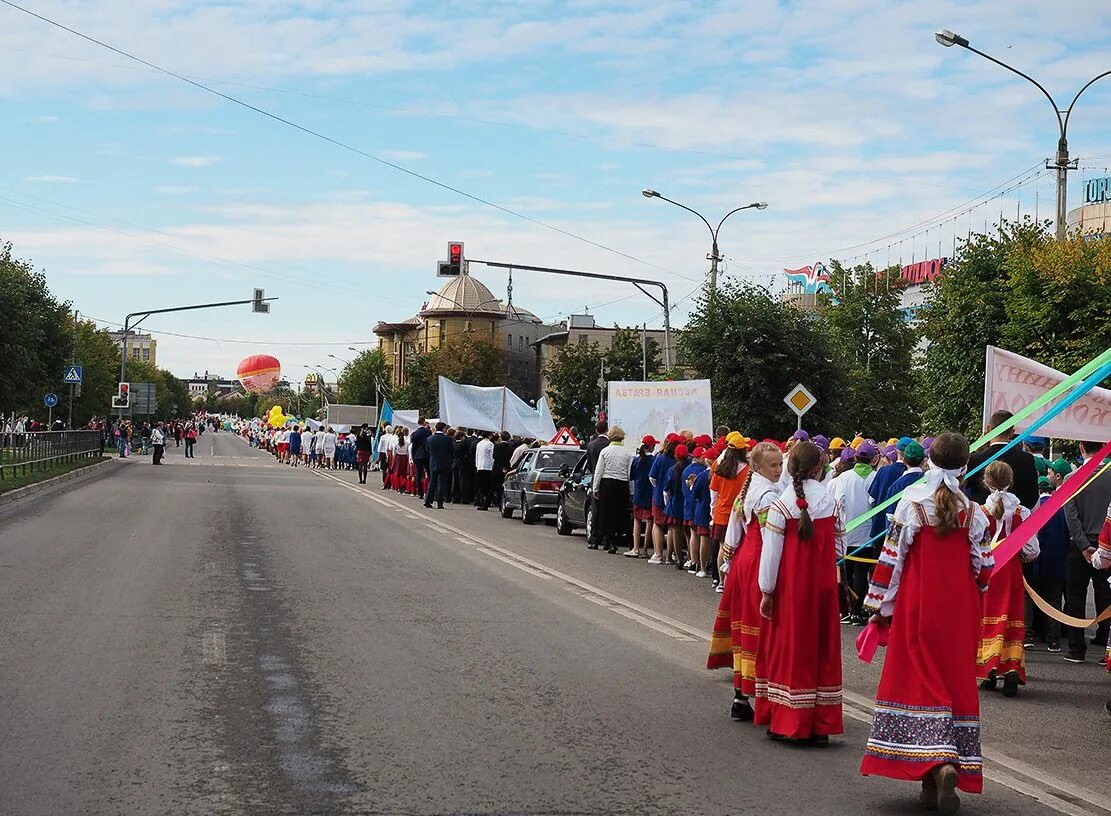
[3, 0, 1111, 381]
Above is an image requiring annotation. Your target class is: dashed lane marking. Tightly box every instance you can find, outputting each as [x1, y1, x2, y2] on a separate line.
[309, 469, 1109, 816]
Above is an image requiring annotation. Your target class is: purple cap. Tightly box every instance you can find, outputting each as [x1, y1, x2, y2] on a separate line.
[839, 448, 857, 464]
[884, 445, 899, 463]
[923, 436, 935, 452]
[856, 440, 879, 459]
[811, 434, 830, 451]
[790, 429, 810, 442]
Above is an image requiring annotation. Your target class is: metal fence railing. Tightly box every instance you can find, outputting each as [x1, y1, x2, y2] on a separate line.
[0, 430, 104, 482]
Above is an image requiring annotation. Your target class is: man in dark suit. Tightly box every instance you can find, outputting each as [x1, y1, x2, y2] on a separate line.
[492, 431, 513, 508]
[586, 420, 609, 473]
[424, 422, 454, 509]
[410, 418, 432, 500]
[451, 429, 468, 503]
[1063, 440, 1111, 662]
[965, 410, 1039, 509]
[464, 429, 480, 505]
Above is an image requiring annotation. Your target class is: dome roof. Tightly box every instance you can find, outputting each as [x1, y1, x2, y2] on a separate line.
[424, 274, 504, 316]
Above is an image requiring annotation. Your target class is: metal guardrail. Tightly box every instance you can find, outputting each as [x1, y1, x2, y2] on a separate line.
[0, 430, 103, 481]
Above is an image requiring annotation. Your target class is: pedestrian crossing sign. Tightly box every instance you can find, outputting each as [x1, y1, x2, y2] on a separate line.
[63, 365, 83, 384]
[549, 427, 581, 447]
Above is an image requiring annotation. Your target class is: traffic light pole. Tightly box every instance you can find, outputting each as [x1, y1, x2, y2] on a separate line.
[468, 259, 673, 369]
[117, 294, 276, 420]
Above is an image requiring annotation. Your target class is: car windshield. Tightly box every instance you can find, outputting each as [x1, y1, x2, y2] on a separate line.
[532, 449, 583, 471]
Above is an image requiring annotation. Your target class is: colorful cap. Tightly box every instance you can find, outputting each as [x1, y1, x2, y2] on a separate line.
[726, 431, 751, 450]
[903, 441, 925, 461]
[839, 448, 857, 463]
[811, 434, 830, 451]
[1033, 456, 1049, 476]
[886, 437, 900, 447]
[829, 437, 847, 451]
[850, 436, 865, 449]
[675, 444, 690, 459]
[1038, 476, 1052, 491]
[641, 434, 659, 447]
[693, 433, 713, 447]
[692, 446, 708, 458]
[897, 436, 915, 451]
[790, 429, 810, 442]
[923, 436, 935, 452]
[856, 440, 879, 458]
[665, 433, 682, 444]
[1048, 458, 1072, 477]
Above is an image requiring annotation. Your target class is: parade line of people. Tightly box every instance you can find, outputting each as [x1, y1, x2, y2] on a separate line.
[229, 410, 1109, 816]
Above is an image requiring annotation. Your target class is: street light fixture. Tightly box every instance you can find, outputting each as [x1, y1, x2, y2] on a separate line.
[328, 353, 351, 366]
[935, 28, 1111, 240]
[641, 189, 768, 290]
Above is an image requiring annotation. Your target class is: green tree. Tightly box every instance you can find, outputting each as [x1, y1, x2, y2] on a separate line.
[0, 240, 71, 416]
[605, 326, 662, 382]
[919, 221, 1046, 435]
[680, 281, 840, 438]
[65, 318, 122, 426]
[338, 348, 389, 406]
[822, 262, 920, 436]
[544, 341, 605, 436]
[399, 334, 505, 416]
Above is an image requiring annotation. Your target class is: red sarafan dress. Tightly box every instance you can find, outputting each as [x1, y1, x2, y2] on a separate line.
[1097, 513, 1111, 671]
[754, 487, 844, 739]
[978, 493, 1036, 684]
[860, 495, 992, 795]
[707, 476, 778, 697]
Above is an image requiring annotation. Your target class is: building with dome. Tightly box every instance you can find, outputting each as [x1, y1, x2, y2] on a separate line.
[374, 271, 559, 399]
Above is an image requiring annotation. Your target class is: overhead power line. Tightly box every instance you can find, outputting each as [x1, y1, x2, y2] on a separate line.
[0, 0, 699, 285]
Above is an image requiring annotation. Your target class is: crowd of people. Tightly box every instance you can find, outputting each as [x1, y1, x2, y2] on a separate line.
[324, 410, 1108, 816]
[246, 423, 367, 473]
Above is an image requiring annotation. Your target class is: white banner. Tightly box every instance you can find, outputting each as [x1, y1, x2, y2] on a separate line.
[983, 346, 1111, 440]
[607, 379, 714, 444]
[436, 377, 557, 439]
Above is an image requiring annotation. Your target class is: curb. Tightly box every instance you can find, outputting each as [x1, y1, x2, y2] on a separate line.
[0, 457, 119, 508]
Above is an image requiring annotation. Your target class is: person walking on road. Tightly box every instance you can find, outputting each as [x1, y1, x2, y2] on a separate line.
[424, 422, 454, 509]
[355, 425, 374, 484]
[184, 424, 197, 458]
[150, 423, 165, 465]
[475, 431, 495, 511]
[410, 418, 432, 500]
[288, 425, 302, 467]
[592, 426, 634, 553]
[323, 427, 338, 470]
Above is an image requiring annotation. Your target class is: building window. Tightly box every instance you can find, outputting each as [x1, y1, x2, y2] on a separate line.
[132, 347, 141, 359]
[142, 348, 150, 361]
[518, 335, 524, 352]
[507, 333, 512, 348]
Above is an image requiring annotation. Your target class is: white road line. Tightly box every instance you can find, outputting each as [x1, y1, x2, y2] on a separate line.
[310, 468, 1109, 816]
[476, 548, 552, 579]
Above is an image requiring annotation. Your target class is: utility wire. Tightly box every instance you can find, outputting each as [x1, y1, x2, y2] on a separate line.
[0, 0, 699, 285]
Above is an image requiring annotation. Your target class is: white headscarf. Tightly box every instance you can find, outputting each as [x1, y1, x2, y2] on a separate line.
[902, 460, 968, 506]
[985, 489, 1021, 535]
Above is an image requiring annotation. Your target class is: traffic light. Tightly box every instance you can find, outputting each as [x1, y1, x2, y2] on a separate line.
[448, 242, 463, 276]
[112, 382, 130, 409]
[252, 287, 270, 313]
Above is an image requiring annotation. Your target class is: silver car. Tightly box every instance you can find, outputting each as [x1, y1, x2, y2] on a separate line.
[500, 446, 585, 524]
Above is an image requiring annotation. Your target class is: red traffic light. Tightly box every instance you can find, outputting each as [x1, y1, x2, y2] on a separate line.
[449, 243, 462, 261]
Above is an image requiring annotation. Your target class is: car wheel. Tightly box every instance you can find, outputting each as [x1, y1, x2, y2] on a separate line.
[585, 503, 595, 541]
[500, 490, 514, 519]
[556, 499, 572, 536]
[521, 493, 537, 525]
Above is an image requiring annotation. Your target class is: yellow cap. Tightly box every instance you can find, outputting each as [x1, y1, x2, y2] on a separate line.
[829, 437, 846, 451]
[850, 436, 865, 449]
[886, 437, 899, 447]
[726, 431, 752, 450]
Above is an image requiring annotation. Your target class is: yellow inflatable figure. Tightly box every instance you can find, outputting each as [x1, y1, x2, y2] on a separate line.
[267, 405, 288, 428]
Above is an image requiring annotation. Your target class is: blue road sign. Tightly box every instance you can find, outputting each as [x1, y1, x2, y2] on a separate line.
[44, 393, 59, 408]
[63, 365, 83, 384]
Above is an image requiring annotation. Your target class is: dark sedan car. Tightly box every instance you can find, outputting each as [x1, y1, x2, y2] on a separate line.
[555, 452, 593, 538]
[500, 446, 585, 524]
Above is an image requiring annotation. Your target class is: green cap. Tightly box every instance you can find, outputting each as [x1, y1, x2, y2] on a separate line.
[903, 441, 925, 462]
[1038, 476, 1052, 491]
[1033, 456, 1049, 476]
[1048, 458, 1072, 477]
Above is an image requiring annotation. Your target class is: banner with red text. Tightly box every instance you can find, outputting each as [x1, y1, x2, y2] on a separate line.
[983, 346, 1111, 440]
[607, 379, 713, 444]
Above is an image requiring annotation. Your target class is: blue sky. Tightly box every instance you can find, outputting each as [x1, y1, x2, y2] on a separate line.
[3, 0, 1111, 380]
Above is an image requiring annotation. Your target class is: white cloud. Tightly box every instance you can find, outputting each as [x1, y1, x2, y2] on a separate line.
[169, 155, 221, 167]
[25, 175, 81, 183]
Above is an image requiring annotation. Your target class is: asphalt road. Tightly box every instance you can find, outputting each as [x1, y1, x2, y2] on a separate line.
[0, 431, 1107, 815]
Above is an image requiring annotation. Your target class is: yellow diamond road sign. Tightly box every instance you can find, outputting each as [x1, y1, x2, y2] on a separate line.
[784, 384, 816, 417]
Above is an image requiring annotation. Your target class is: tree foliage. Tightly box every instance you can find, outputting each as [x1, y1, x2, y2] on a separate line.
[395, 333, 505, 416]
[822, 262, 920, 437]
[605, 326, 662, 382]
[545, 341, 605, 435]
[680, 281, 840, 438]
[338, 348, 389, 406]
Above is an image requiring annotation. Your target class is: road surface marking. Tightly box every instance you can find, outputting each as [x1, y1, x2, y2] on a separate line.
[476, 547, 552, 579]
[309, 468, 1108, 816]
[202, 631, 226, 667]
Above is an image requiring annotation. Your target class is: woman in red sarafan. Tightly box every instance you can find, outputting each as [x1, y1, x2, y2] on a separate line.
[860, 432, 994, 815]
[977, 461, 1039, 696]
[707, 442, 784, 721]
[753, 441, 845, 745]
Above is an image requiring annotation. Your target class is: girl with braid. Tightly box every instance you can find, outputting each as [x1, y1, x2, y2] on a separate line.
[707, 441, 784, 721]
[754, 441, 845, 745]
[859, 432, 993, 815]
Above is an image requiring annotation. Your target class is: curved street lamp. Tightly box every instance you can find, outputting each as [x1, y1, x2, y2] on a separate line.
[935, 28, 1111, 240]
[641, 189, 767, 290]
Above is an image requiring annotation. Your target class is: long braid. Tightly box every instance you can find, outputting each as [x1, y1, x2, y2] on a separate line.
[734, 468, 754, 517]
[792, 470, 813, 539]
[787, 441, 821, 540]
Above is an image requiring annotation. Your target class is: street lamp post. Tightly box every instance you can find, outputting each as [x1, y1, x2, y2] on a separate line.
[641, 189, 767, 291]
[935, 29, 1111, 241]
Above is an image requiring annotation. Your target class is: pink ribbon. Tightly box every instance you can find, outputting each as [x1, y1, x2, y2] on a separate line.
[992, 439, 1111, 569]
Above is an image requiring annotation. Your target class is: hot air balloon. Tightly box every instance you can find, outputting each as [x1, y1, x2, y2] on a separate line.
[237, 354, 282, 393]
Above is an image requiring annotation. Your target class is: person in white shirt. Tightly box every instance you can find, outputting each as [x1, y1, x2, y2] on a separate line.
[592, 426, 635, 553]
[829, 440, 878, 625]
[150, 423, 166, 465]
[474, 431, 496, 510]
[377, 424, 394, 485]
[323, 427, 338, 469]
[314, 428, 326, 469]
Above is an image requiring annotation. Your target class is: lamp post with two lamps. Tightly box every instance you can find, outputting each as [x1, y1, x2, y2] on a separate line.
[641, 189, 767, 291]
[935, 28, 1111, 241]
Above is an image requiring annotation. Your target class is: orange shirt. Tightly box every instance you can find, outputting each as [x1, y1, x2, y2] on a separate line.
[710, 463, 748, 527]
